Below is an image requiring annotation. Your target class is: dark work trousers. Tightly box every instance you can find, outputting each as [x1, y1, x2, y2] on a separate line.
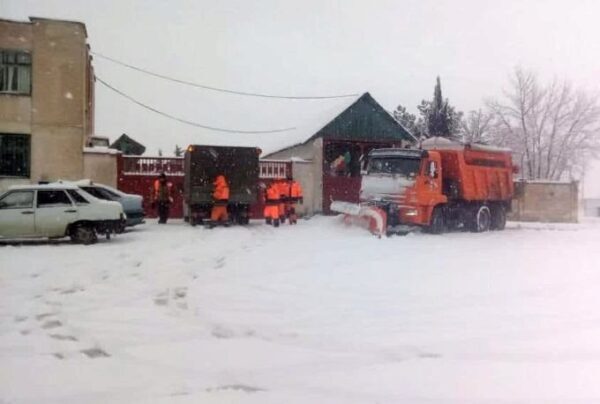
[157, 201, 170, 224]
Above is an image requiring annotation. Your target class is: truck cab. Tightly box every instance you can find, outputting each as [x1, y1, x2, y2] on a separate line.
[360, 148, 446, 229]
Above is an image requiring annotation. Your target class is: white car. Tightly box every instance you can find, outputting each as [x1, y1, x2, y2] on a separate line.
[72, 180, 145, 227]
[0, 183, 125, 244]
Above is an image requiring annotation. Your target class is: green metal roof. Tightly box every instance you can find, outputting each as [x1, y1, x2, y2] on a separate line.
[308, 92, 416, 143]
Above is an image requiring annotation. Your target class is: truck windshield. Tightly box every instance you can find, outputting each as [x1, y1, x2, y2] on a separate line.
[368, 157, 421, 177]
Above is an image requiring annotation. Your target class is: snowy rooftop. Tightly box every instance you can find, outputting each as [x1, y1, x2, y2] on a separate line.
[422, 136, 512, 153]
[83, 146, 121, 155]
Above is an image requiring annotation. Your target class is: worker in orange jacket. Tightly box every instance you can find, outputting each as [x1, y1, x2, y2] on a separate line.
[263, 181, 281, 227]
[287, 175, 303, 225]
[275, 178, 289, 224]
[210, 174, 230, 227]
[153, 172, 173, 224]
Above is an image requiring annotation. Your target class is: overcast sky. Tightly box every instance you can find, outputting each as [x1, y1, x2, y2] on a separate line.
[3, 0, 600, 196]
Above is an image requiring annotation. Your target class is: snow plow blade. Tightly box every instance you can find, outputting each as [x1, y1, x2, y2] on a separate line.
[330, 201, 387, 237]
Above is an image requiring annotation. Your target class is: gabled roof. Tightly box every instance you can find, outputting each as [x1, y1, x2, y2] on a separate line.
[264, 92, 416, 156]
[110, 134, 146, 156]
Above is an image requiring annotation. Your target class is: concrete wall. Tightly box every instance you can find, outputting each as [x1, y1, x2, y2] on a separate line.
[510, 181, 579, 223]
[583, 199, 600, 217]
[291, 160, 314, 216]
[0, 18, 93, 192]
[268, 138, 324, 215]
[83, 150, 118, 188]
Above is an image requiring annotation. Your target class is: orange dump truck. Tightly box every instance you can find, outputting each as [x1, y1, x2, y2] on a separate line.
[331, 139, 516, 235]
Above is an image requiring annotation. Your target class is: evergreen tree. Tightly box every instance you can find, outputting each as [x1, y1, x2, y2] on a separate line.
[419, 77, 463, 138]
[158, 148, 163, 157]
[393, 78, 464, 140]
[174, 144, 183, 157]
[427, 77, 451, 137]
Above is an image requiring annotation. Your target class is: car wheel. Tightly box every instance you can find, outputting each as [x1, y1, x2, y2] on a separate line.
[71, 225, 98, 245]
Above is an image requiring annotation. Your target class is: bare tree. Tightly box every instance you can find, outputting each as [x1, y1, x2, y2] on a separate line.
[460, 109, 494, 143]
[487, 67, 600, 180]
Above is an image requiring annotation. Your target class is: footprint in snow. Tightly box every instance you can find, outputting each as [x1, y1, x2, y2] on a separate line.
[36, 313, 56, 321]
[211, 325, 235, 339]
[14, 315, 28, 323]
[418, 352, 442, 359]
[173, 287, 187, 299]
[60, 286, 84, 295]
[154, 292, 168, 306]
[154, 288, 189, 310]
[48, 334, 78, 341]
[41, 320, 62, 329]
[214, 257, 226, 269]
[206, 384, 265, 393]
[81, 347, 110, 358]
[53, 352, 65, 360]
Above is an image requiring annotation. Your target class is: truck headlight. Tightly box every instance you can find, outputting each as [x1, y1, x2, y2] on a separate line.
[404, 208, 418, 216]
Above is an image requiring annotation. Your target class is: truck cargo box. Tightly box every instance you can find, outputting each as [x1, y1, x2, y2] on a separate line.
[184, 145, 260, 207]
[436, 147, 515, 202]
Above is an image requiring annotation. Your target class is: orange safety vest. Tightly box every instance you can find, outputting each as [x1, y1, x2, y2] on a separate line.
[265, 183, 280, 203]
[213, 175, 230, 201]
[290, 181, 302, 199]
[275, 180, 289, 200]
[153, 179, 173, 202]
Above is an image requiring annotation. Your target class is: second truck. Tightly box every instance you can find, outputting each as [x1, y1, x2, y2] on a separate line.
[331, 138, 517, 236]
[183, 145, 260, 226]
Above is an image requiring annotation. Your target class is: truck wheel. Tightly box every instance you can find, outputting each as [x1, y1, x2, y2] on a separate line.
[426, 207, 445, 234]
[471, 205, 491, 232]
[70, 225, 98, 245]
[491, 206, 506, 230]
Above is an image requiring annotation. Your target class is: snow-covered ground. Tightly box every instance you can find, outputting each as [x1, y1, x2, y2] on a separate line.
[2, 217, 600, 403]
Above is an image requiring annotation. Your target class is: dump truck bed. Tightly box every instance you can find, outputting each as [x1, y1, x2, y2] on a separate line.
[436, 147, 514, 202]
[184, 145, 260, 205]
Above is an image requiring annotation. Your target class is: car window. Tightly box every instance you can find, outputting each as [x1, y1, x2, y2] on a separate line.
[67, 189, 89, 204]
[0, 191, 34, 209]
[100, 187, 121, 198]
[81, 186, 109, 200]
[37, 190, 72, 207]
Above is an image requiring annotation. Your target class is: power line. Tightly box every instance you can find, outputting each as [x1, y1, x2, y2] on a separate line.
[96, 76, 296, 134]
[91, 51, 359, 100]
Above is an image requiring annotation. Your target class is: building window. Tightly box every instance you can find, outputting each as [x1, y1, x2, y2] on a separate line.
[0, 134, 30, 177]
[0, 49, 32, 95]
